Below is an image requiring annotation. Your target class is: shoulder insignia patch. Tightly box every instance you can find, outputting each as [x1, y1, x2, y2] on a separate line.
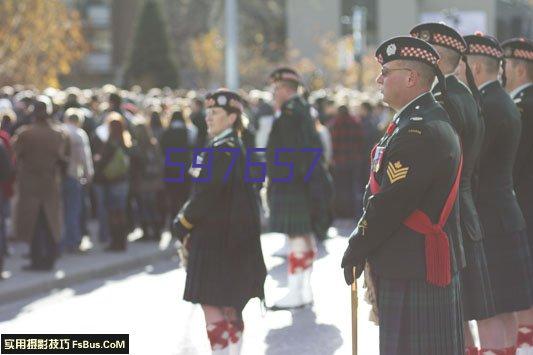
[408, 129, 422, 135]
[387, 161, 409, 184]
[410, 117, 423, 121]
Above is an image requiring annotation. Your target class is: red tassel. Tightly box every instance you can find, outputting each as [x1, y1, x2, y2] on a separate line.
[424, 228, 451, 287]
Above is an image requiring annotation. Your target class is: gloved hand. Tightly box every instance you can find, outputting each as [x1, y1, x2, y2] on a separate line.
[341, 233, 365, 285]
[342, 259, 365, 285]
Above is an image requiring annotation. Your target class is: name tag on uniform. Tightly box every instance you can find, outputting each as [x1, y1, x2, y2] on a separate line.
[372, 146, 385, 173]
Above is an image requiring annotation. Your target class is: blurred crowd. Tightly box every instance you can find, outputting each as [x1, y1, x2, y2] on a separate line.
[0, 84, 392, 277]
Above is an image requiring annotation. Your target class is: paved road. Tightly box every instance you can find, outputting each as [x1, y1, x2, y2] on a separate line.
[0, 221, 380, 355]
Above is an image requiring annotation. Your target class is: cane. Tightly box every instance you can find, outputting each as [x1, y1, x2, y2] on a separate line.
[351, 266, 358, 355]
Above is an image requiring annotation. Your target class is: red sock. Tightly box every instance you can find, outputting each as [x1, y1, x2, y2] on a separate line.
[228, 320, 244, 344]
[517, 325, 533, 347]
[288, 251, 313, 273]
[206, 320, 230, 350]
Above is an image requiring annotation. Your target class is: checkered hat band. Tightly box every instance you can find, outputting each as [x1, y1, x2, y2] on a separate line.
[468, 43, 503, 58]
[513, 49, 533, 60]
[433, 33, 466, 52]
[400, 47, 438, 64]
[205, 97, 243, 112]
[377, 54, 383, 64]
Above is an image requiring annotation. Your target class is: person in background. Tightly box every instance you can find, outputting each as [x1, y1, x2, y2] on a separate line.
[12, 96, 69, 271]
[160, 110, 196, 231]
[190, 97, 207, 149]
[60, 108, 93, 254]
[328, 105, 364, 219]
[0, 139, 13, 279]
[130, 121, 164, 242]
[93, 113, 131, 252]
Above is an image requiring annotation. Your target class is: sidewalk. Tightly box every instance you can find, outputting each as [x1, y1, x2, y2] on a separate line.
[0, 224, 178, 305]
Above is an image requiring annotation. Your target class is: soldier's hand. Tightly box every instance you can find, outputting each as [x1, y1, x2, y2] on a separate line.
[341, 238, 364, 285]
[343, 264, 364, 285]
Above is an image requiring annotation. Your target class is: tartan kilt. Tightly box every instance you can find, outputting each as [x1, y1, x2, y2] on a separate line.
[183, 245, 266, 312]
[483, 229, 533, 314]
[377, 274, 464, 355]
[460, 239, 496, 320]
[268, 183, 312, 235]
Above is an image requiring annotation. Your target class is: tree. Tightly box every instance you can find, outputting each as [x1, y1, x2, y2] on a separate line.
[124, 0, 179, 88]
[0, 0, 87, 88]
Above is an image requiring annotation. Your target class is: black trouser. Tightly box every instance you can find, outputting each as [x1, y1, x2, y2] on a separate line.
[30, 208, 57, 268]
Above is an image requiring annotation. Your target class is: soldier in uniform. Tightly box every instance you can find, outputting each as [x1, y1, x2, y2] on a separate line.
[266, 68, 323, 310]
[458, 33, 533, 354]
[502, 37, 533, 349]
[173, 90, 267, 355]
[341, 36, 465, 354]
[410, 23, 496, 355]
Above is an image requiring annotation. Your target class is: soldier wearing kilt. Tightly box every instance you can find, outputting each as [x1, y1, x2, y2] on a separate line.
[502, 37, 533, 350]
[173, 90, 267, 355]
[266, 68, 323, 310]
[342, 36, 465, 355]
[459, 33, 533, 354]
[410, 23, 496, 354]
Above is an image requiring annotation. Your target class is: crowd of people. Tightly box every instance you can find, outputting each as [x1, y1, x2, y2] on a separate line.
[0, 83, 387, 275]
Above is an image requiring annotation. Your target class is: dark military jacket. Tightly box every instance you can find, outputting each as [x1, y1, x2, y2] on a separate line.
[477, 80, 526, 235]
[433, 75, 485, 242]
[513, 83, 533, 232]
[350, 92, 464, 280]
[266, 95, 323, 185]
[178, 129, 262, 251]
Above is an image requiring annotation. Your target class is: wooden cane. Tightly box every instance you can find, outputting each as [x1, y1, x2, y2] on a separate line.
[351, 266, 358, 355]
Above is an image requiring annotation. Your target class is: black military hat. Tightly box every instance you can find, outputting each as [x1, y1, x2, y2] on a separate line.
[375, 36, 440, 68]
[501, 37, 533, 62]
[411, 23, 482, 111]
[269, 67, 301, 85]
[410, 22, 467, 54]
[463, 32, 503, 60]
[205, 89, 243, 114]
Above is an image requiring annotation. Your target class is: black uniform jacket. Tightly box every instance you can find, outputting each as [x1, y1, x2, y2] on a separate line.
[513, 84, 533, 217]
[477, 81, 526, 235]
[349, 92, 464, 280]
[433, 75, 485, 242]
[177, 129, 262, 251]
[266, 95, 323, 184]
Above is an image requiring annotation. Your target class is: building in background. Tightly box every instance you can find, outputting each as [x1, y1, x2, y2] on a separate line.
[62, 0, 139, 87]
[59, 0, 531, 88]
[287, 0, 532, 69]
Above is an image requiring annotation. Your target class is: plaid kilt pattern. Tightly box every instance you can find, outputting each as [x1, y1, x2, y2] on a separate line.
[460, 239, 496, 320]
[377, 274, 464, 355]
[268, 183, 312, 235]
[483, 229, 533, 313]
